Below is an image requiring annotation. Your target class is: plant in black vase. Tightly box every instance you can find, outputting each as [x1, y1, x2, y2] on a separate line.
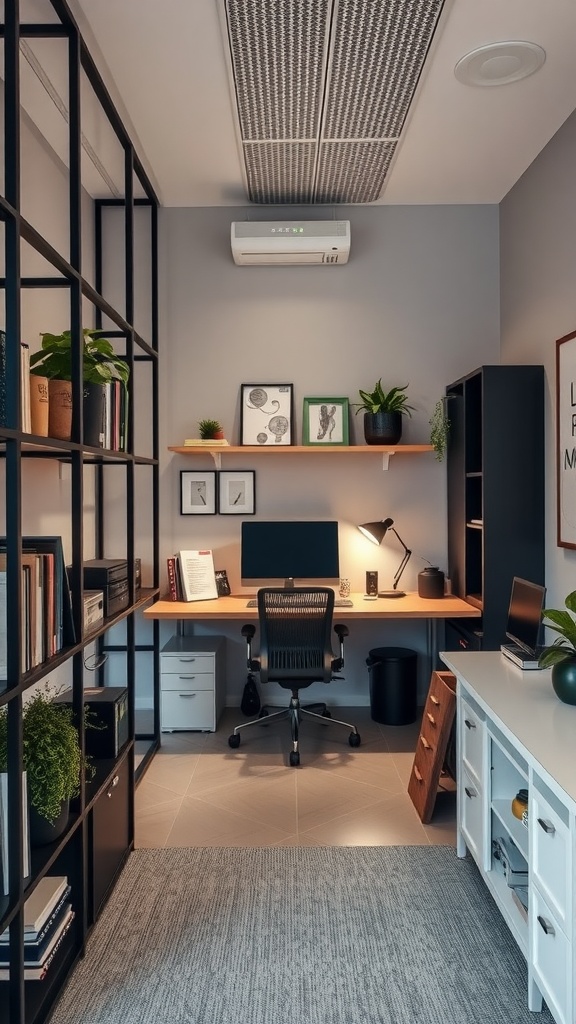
[354, 379, 414, 445]
[0, 687, 95, 845]
[538, 590, 576, 705]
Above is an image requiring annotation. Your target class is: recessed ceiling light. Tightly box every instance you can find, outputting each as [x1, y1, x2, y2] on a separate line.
[454, 41, 546, 87]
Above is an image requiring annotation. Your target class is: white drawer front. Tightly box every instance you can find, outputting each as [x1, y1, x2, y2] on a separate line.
[161, 690, 215, 731]
[460, 765, 483, 864]
[161, 671, 213, 692]
[531, 888, 571, 1024]
[531, 791, 571, 928]
[461, 700, 483, 782]
[160, 654, 214, 674]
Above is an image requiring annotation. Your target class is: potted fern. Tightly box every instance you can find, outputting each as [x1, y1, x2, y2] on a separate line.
[538, 590, 576, 705]
[30, 329, 129, 444]
[198, 418, 224, 440]
[0, 688, 95, 846]
[354, 380, 414, 444]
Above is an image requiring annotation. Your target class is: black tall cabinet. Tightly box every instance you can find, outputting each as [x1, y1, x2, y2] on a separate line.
[0, 4, 160, 1023]
[445, 365, 545, 651]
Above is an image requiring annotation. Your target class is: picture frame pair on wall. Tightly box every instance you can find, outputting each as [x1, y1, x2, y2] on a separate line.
[180, 470, 255, 515]
[239, 382, 350, 446]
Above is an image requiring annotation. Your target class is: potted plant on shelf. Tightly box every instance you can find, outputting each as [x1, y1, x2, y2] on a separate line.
[538, 590, 576, 705]
[354, 379, 414, 445]
[198, 418, 225, 440]
[0, 687, 95, 846]
[30, 329, 129, 444]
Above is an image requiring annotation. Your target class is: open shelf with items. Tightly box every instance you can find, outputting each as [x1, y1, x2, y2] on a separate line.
[0, 5, 160, 1023]
[168, 442, 434, 470]
[444, 365, 544, 651]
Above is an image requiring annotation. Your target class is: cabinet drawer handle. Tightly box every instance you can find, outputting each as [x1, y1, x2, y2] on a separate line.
[537, 915, 555, 937]
[178, 675, 197, 680]
[413, 766, 423, 782]
[420, 736, 432, 750]
[464, 786, 477, 799]
[426, 712, 436, 726]
[107, 775, 120, 798]
[458, 639, 468, 649]
[178, 658, 196, 663]
[537, 818, 556, 835]
[429, 695, 440, 706]
[179, 692, 197, 698]
[464, 718, 476, 730]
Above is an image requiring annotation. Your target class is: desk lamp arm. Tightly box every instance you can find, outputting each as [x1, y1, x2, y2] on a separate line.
[390, 528, 412, 591]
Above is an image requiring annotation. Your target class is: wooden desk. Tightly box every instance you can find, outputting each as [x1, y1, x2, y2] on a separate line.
[144, 592, 479, 668]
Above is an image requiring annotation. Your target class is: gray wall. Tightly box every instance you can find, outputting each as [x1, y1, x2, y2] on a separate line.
[159, 204, 500, 706]
[500, 108, 576, 617]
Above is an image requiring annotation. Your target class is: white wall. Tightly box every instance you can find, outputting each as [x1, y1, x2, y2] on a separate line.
[159, 204, 500, 705]
[500, 108, 576, 617]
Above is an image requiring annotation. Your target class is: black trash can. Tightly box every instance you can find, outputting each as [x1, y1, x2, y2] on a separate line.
[366, 646, 418, 725]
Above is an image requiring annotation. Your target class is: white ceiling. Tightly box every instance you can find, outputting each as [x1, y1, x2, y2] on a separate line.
[69, 0, 576, 208]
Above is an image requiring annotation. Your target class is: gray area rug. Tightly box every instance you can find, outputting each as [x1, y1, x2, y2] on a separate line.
[51, 846, 553, 1024]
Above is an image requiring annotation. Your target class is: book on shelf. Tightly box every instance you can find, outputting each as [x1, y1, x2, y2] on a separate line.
[183, 438, 229, 446]
[166, 556, 178, 601]
[0, 539, 76, 666]
[0, 906, 75, 980]
[1, 879, 71, 944]
[0, 332, 33, 432]
[0, 772, 30, 897]
[0, 902, 73, 966]
[177, 550, 218, 601]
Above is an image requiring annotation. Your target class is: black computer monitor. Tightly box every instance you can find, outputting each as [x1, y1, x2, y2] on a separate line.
[505, 577, 546, 655]
[241, 521, 339, 588]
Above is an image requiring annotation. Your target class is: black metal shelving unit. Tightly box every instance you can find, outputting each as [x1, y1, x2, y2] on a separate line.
[0, 3, 160, 1022]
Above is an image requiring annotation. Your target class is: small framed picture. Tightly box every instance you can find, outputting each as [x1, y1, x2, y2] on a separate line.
[302, 397, 350, 445]
[240, 383, 294, 446]
[180, 470, 217, 515]
[218, 470, 256, 515]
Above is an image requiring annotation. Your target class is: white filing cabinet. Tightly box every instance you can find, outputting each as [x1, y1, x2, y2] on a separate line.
[160, 635, 226, 732]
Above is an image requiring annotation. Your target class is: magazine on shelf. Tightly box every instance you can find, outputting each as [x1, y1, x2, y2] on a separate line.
[0, 772, 30, 896]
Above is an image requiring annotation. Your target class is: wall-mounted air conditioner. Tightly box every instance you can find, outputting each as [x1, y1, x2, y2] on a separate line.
[231, 221, 350, 265]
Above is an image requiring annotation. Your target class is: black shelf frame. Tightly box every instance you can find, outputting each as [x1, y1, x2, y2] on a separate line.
[1, 3, 160, 1022]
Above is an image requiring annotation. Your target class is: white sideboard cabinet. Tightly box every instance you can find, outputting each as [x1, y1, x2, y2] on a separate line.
[161, 636, 226, 732]
[440, 651, 576, 1024]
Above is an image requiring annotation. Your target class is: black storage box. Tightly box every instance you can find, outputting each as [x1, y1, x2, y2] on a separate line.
[83, 558, 128, 587]
[54, 686, 129, 758]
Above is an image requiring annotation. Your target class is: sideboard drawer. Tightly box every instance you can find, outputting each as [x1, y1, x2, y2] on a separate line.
[460, 765, 484, 865]
[161, 689, 215, 731]
[161, 671, 214, 692]
[160, 653, 215, 675]
[531, 888, 571, 1024]
[460, 698, 484, 782]
[531, 788, 571, 930]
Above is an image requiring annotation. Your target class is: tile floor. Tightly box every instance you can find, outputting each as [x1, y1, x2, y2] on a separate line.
[135, 706, 456, 848]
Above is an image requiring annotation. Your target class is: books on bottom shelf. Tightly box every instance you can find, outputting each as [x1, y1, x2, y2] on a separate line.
[0, 875, 74, 980]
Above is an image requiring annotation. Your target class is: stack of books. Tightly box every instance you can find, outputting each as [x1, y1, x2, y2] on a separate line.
[0, 875, 74, 981]
[183, 438, 229, 446]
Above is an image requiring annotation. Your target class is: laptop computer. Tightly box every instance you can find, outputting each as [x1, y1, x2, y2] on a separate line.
[500, 577, 546, 670]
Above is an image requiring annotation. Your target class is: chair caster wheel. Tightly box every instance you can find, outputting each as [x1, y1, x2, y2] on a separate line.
[228, 734, 241, 748]
[349, 732, 361, 747]
[258, 708, 269, 718]
[289, 751, 300, 767]
[321, 709, 332, 718]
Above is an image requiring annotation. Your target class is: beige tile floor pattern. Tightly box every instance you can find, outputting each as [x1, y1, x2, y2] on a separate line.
[135, 707, 456, 849]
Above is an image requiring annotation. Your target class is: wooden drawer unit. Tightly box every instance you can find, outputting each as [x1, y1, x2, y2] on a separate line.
[160, 635, 225, 732]
[408, 670, 456, 823]
[531, 887, 572, 1024]
[531, 786, 572, 930]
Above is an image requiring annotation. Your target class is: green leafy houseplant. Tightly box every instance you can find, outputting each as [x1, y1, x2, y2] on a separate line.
[30, 329, 129, 386]
[0, 688, 94, 825]
[354, 380, 414, 417]
[538, 591, 576, 668]
[198, 418, 224, 440]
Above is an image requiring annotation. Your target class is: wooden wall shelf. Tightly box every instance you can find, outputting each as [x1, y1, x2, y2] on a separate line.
[168, 443, 434, 469]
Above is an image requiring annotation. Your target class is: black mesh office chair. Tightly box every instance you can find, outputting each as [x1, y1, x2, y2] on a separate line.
[228, 588, 361, 766]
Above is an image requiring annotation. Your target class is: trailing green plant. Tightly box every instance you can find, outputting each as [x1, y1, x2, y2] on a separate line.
[354, 380, 414, 417]
[30, 329, 129, 387]
[538, 591, 576, 669]
[0, 687, 95, 824]
[429, 398, 451, 462]
[198, 418, 223, 439]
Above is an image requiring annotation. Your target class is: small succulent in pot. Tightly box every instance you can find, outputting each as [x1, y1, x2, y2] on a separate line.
[198, 418, 224, 440]
[354, 380, 414, 446]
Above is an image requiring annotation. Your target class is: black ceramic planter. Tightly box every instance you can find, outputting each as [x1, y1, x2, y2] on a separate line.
[551, 658, 576, 705]
[29, 800, 70, 847]
[363, 411, 402, 445]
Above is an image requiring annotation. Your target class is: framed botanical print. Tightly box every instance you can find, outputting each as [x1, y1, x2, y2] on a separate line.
[556, 330, 576, 547]
[302, 397, 350, 445]
[240, 383, 294, 446]
[218, 470, 256, 515]
[180, 470, 217, 515]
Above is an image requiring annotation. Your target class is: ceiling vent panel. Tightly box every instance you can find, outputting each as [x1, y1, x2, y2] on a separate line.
[224, 0, 331, 141]
[221, 0, 448, 204]
[315, 141, 397, 204]
[243, 142, 317, 205]
[323, 0, 445, 140]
